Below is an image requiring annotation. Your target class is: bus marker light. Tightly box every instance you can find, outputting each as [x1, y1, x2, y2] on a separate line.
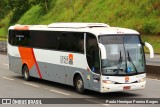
[87, 67, 90, 72]
[87, 75, 90, 80]
[103, 87, 110, 90]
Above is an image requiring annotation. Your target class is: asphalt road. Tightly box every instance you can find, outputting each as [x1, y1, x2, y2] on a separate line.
[0, 54, 160, 107]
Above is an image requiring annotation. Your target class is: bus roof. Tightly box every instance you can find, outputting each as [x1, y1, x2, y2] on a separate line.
[9, 23, 139, 36]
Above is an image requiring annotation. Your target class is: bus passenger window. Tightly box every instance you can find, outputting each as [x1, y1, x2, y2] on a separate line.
[14, 30, 30, 46]
[86, 33, 100, 74]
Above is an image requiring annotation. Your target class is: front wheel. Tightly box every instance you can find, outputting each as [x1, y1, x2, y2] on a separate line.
[75, 75, 85, 94]
[22, 65, 30, 81]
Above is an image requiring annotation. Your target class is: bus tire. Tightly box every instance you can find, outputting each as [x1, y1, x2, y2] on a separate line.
[75, 75, 85, 94]
[22, 65, 30, 81]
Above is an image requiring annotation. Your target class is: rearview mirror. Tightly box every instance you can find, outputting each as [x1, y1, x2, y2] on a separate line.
[145, 42, 154, 58]
[98, 43, 107, 59]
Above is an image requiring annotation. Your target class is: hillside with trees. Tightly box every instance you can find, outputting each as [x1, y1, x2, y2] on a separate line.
[0, 0, 160, 53]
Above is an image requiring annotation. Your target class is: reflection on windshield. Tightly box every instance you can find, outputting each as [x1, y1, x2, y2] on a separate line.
[99, 35, 145, 76]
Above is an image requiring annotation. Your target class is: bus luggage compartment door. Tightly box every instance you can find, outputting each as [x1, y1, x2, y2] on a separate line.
[92, 73, 100, 91]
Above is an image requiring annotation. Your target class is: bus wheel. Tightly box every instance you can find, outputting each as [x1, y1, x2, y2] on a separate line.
[23, 65, 30, 81]
[75, 75, 85, 94]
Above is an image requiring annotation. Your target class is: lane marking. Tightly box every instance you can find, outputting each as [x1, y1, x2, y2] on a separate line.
[85, 99, 110, 106]
[3, 63, 9, 66]
[2, 77, 14, 81]
[24, 82, 40, 88]
[50, 89, 70, 96]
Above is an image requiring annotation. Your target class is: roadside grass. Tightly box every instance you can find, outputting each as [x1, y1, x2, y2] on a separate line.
[18, 5, 43, 24]
[0, 12, 13, 37]
[0, 37, 7, 41]
[141, 35, 160, 54]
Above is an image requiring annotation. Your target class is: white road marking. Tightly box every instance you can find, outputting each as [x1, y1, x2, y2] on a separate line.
[3, 63, 9, 66]
[50, 89, 70, 96]
[24, 82, 40, 88]
[85, 99, 110, 106]
[2, 77, 14, 81]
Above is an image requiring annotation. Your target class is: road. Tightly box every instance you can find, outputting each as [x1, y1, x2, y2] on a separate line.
[0, 54, 160, 107]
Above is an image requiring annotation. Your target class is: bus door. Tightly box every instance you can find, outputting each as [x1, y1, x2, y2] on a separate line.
[86, 33, 101, 91]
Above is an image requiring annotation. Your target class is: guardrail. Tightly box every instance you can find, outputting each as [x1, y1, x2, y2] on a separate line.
[0, 41, 7, 54]
[146, 65, 160, 79]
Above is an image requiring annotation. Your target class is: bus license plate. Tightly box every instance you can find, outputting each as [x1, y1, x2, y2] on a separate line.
[123, 86, 130, 90]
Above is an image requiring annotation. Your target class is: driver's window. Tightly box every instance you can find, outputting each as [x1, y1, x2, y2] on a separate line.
[86, 33, 100, 74]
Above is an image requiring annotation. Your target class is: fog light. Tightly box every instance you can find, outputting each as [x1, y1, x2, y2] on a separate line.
[102, 80, 115, 84]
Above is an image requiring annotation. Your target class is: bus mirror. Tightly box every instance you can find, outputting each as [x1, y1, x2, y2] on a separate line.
[98, 43, 107, 59]
[145, 42, 154, 58]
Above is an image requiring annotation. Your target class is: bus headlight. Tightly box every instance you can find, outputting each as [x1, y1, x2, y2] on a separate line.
[138, 78, 146, 83]
[102, 80, 115, 84]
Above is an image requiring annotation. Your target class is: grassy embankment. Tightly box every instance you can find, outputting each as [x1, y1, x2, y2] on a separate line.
[0, 0, 160, 53]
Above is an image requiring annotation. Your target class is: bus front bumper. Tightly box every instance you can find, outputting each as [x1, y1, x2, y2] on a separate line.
[100, 81, 146, 93]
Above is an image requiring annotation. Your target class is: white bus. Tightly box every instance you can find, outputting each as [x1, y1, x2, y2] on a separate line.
[8, 23, 154, 94]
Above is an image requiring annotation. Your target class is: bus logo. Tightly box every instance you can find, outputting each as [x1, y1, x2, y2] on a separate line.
[125, 76, 129, 83]
[69, 54, 73, 65]
[60, 54, 73, 65]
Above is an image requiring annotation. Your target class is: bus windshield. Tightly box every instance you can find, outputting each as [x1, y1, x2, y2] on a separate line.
[99, 35, 145, 76]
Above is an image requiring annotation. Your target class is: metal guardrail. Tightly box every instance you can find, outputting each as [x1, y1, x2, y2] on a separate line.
[146, 65, 160, 79]
[0, 41, 7, 54]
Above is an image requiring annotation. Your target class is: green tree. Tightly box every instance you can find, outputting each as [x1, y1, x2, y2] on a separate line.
[10, 0, 30, 24]
[29, 0, 51, 12]
[0, 0, 11, 19]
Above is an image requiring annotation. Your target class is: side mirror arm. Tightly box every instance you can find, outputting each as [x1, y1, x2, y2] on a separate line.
[98, 43, 107, 59]
[144, 42, 154, 58]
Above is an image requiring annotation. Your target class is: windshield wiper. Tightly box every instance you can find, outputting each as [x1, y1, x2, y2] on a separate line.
[116, 50, 123, 75]
[127, 51, 138, 74]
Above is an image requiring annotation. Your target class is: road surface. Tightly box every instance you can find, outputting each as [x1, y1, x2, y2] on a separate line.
[0, 54, 159, 107]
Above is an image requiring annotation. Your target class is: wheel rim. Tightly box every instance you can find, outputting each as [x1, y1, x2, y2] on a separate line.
[77, 79, 83, 90]
[24, 68, 28, 79]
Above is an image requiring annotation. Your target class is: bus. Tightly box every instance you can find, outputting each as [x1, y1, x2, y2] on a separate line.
[8, 23, 154, 94]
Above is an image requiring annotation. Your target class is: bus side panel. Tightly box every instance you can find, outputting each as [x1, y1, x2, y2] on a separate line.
[33, 62, 66, 84]
[8, 44, 22, 74]
[29, 65, 40, 78]
[8, 55, 22, 74]
[32, 48, 97, 90]
[8, 44, 101, 92]
[70, 67, 94, 90]
[28, 61, 95, 91]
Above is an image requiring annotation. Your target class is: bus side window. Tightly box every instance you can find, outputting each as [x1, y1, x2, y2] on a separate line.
[86, 33, 100, 74]
[58, 33, 71, 51]
[15, 30, 30, 46]
[70, 33, 84, 53]
[9, 30, 15, 45]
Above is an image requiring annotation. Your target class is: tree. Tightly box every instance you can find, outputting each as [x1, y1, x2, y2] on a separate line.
[10, 0, 30, 23]
[0, 0, 11, 19]
[29, 0, 51, 12]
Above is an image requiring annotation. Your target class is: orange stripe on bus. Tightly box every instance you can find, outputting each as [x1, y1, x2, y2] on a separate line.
[18, 47, 42, 79]
[14, 26, 29, 30]
[18, 47, 35, 70]
[31, 48, 42, 79]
